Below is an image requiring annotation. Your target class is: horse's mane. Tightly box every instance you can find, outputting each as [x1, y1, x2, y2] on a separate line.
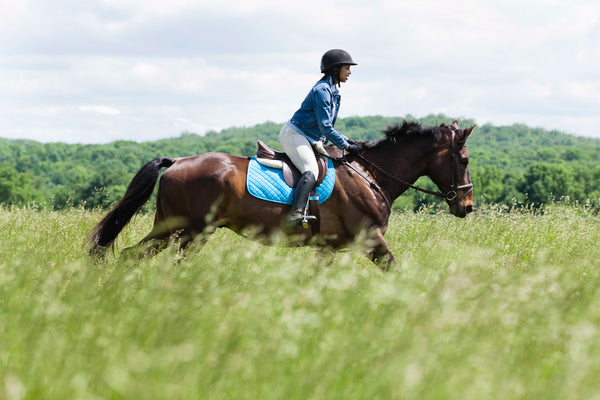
[363, 120, 445, 149]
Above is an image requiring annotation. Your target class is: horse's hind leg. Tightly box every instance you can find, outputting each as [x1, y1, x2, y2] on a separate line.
[177, 222, 218, 256]
[127, 227, 197, 258]
[127, 216, 215, 258]
[120, 228, 170, 258]
[120, 203, 176, 258]
[174, 229, 199, 255]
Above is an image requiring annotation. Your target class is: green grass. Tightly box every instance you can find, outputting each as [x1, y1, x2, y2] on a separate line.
[1, 204, 599, 399]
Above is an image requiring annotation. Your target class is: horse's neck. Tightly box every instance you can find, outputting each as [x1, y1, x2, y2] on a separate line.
[362, 143, 430, 200]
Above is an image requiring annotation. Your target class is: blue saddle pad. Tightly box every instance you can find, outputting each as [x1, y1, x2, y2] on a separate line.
[246, 157, 335, 205]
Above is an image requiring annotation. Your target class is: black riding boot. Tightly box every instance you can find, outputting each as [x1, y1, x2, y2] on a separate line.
[285, 171, 316, 230]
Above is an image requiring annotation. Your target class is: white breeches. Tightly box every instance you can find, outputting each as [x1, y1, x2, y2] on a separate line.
[279, 122, 319, 178]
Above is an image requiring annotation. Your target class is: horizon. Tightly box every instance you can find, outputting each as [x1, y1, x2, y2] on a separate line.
[1, 114, 596, 146]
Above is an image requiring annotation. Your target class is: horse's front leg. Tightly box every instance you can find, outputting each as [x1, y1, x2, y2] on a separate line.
[368, 228, 397, 271]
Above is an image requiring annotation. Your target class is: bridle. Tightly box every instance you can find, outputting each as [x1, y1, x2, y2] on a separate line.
[332, 127, 473, 210]
[443, 129, 474, 201]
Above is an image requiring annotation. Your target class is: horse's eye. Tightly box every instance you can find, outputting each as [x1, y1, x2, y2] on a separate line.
[461, 157, 469, 165]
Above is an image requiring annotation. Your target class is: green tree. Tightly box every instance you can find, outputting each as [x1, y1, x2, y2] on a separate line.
[1, 114, 600, 210]
[519, 163, 572, 205]
[0, 164, 45, 205]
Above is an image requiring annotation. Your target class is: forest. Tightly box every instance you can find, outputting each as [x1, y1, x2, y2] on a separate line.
[1, 114, 599, 211]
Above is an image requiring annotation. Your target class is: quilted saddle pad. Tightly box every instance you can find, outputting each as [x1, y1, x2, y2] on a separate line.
[246, 157, 335, 205]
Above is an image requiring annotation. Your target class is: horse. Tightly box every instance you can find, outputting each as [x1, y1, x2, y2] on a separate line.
[87, 120, 475, 269]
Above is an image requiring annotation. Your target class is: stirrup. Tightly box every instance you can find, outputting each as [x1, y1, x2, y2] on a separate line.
[301, 207, 317, 229]
[285, 209, 316, 230]
[301, 215, 317, 229]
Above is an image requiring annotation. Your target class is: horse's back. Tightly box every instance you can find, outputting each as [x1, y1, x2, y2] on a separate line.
[156, 153, 249, 216]
[161, 152, 246, 183]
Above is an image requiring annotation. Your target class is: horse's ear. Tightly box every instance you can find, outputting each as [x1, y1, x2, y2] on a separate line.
[451, 120, 460, 130]
[457, 124, 475, 145]
[464, 124, 476, 139]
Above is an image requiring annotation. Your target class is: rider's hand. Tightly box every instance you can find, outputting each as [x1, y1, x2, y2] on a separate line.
[346, 143, 361, 155]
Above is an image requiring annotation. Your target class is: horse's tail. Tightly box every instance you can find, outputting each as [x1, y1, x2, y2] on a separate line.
[87, 157, 176, 256]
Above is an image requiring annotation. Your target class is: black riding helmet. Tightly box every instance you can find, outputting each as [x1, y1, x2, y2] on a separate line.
[320, 49, 357, 73]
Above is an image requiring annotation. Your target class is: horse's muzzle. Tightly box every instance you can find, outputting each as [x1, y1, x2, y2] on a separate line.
[449, 201, 473, 218]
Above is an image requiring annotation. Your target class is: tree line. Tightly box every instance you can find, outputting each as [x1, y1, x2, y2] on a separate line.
[1, 114, 599, 211]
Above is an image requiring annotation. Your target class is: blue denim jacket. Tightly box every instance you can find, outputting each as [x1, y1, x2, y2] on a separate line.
[289, 76, 349, 149]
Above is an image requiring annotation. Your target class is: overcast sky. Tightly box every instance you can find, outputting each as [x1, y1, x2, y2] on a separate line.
[1, 0, 599, 143]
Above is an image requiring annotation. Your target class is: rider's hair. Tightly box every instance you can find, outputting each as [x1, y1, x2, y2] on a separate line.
[319, 66, 343, 87]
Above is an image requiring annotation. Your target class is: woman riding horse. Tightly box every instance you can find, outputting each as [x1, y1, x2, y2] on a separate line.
[280, 49, 361, 230]
[87, 116, 475, 269]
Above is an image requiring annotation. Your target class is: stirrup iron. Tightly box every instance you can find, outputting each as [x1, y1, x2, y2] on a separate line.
[301, 199, 317, 229]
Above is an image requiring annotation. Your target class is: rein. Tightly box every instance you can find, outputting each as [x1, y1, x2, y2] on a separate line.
[327, 130, 474, 209]
[332, 155, 393, 210]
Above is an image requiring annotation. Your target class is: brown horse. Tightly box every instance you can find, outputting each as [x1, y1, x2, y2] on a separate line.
[87, 120, 474, 268]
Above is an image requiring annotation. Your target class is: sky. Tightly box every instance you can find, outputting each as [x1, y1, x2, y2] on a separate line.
[1, 0, 599, 143]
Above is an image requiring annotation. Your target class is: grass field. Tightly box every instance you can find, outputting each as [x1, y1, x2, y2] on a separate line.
[1, 204, 599, 399]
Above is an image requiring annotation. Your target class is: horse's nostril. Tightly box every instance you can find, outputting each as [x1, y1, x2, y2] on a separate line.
[466, 205, 473, 214]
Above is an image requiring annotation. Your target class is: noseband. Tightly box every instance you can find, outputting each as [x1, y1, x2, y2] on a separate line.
[336, 128, 473, 209]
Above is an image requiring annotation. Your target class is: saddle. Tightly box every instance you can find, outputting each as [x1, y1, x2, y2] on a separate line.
[254, 140, 330, 234]
[255, 140, 329, 188]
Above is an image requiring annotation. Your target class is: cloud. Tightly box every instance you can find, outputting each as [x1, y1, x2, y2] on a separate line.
[0, 0, 599, 142]
[79, 105, 121, 115]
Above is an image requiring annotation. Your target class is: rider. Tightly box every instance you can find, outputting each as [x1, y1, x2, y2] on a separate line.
[279, 49, 362, 230]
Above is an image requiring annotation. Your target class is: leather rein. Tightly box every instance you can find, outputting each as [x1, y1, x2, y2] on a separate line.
[327, 130, 474, 210]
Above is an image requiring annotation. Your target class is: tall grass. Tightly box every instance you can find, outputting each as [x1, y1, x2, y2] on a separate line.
[1, 204, 599, 399]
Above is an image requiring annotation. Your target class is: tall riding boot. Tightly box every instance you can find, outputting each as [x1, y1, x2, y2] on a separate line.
[285, 171, 316, 230]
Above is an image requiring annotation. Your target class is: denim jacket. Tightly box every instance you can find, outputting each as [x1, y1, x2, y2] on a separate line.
[289, 76, 349, 149]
